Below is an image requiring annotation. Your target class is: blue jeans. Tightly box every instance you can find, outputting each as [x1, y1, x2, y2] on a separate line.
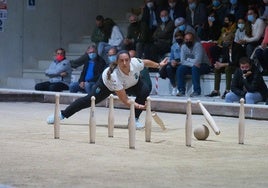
[69, 81, 95, 94]
[176, 64, 210, 94]
[225, 91, 263, 104]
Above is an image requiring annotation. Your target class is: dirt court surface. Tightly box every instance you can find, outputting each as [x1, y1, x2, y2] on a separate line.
[0, 102, 268, 188]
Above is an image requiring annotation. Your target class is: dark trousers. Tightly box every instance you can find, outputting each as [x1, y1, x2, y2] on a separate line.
[214, 66, 236, 91]
[35, 81, 69, 92]
[61, 77, 150, 119]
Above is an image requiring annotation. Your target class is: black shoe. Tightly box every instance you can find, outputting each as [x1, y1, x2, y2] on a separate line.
[176, 91, 185, 97]
[190, 92, 200, 97]
[221, 90, 229, 99]
[205, 91, 220, 97]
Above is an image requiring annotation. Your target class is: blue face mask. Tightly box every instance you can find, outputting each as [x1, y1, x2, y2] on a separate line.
[189, 2, 196, 10]
[247, 15, 255, 22]
[161, 16, 169, 23]
[88, 53, 97, 59]
[213, 0, 220, 7]
[108, 55, 117, 63]
[208, 16, 215, 22]
[237, 23, 245, 30]
[178, 24, 186, 31]
[230, 0, 237, 5]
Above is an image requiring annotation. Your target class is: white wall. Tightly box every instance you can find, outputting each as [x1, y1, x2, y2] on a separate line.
[0, 0, 143, 87]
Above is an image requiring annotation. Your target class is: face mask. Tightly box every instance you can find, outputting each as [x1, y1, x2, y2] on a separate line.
[88, 53, 97, 59]
[213, 0, 221, 7]
[237, 23, 245, 30]
[229, 0, 237, 5]
[176, 38, 184, 45]
[178, 24, 186, 31]
[161, 16, 169, 23]
[185, 41, 194, 48]
[108, 55, 117, 63]
[189, 2, 196, 10]
[223, 22, 229, 27]
[208, 16, 215, 22]
[147, 2, 154, 8]
[169, 2, 176, 8]
[55, 54, 64, 62]
[247, 15, 255, 22]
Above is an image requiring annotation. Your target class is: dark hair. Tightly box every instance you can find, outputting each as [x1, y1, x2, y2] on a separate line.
[239, 57, 251, 65]
[96, 15, 104, 21]
[106, 50, 130, 80]
[55, 48, 65, 56]
[225, 14, 235, 23]
[103, 18, 116, 39]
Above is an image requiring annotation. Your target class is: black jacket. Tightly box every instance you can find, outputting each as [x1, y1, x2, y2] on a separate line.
[231, 65, 268, 101]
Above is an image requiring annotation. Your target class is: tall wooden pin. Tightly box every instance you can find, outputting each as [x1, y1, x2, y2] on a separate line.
[238, 98, 245, 144]
[185, 98, 192, 146]
[128, 100, 136, 149]
[108, 94, 114, 137]
[145, 97, 152, 142]
[54, 93, 60, 139]
[89, 96, 96, 144]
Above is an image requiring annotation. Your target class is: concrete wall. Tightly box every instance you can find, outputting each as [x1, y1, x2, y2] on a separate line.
[0, 0, 143, 87]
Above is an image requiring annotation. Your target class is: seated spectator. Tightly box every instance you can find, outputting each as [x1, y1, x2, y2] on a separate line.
[225, 57, 268, 104]
[148, 9, 174, 63]
[176, 32, 211, 97]
[205, 34, 245, 99]
[238, 8, 266, 58]
[185, 0, 208, 38]
[91, 15, 107, 46]
[97, 18, 124, 63]
[166, 31, 184, 95]
[234, 18, 246, 44]
[209, 14, 237, 65]
[35, 48, 72, 92]
[122, 14, 151, 58]
[172, 17, 196, 43]
[69, 45, 106, 94]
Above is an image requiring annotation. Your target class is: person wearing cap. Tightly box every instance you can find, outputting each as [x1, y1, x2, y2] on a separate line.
[172, 17, 196, 43]
[46, 50, 168, 129]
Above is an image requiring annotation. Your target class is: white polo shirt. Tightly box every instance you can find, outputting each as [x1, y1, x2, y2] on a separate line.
[102, 58, 144, 91]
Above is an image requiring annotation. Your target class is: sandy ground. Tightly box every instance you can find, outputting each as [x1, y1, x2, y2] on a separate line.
[0, 102, 268, 188]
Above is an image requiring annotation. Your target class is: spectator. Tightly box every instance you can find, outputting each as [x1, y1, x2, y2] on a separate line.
[225, 0, 248, 21]
[200, 10, 221, 41]
[46, 50, 168, 129]
[148, 9, 174, 63]
[172, 17, 196, 43]
[91, 15, 107, 46]
[185, 0, 208, 38]
[166, 31, 184, 95]
[208, 0, 228, 25]
[205, 33, 245, 99]
[167, 0, 186, 21]
[253, 19, 268, 73]
[239, 8, 266, 58]
[122, 14, 151, 58]
[176, 32, 211, 97]
[69, 45, 106, 94]
[98, 18, 124, 63]
[35, 48, 72, 92]
[106, 46, 118, 65]
[141, 0, 161, 34]
[209, 14, 237, 65]
[225, 57, 268, 104]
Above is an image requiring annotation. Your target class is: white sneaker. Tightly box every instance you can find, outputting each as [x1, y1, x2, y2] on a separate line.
[135, 118, 144, 129]
[171, 87, 177, 96]
[47, 112, 64, 124]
